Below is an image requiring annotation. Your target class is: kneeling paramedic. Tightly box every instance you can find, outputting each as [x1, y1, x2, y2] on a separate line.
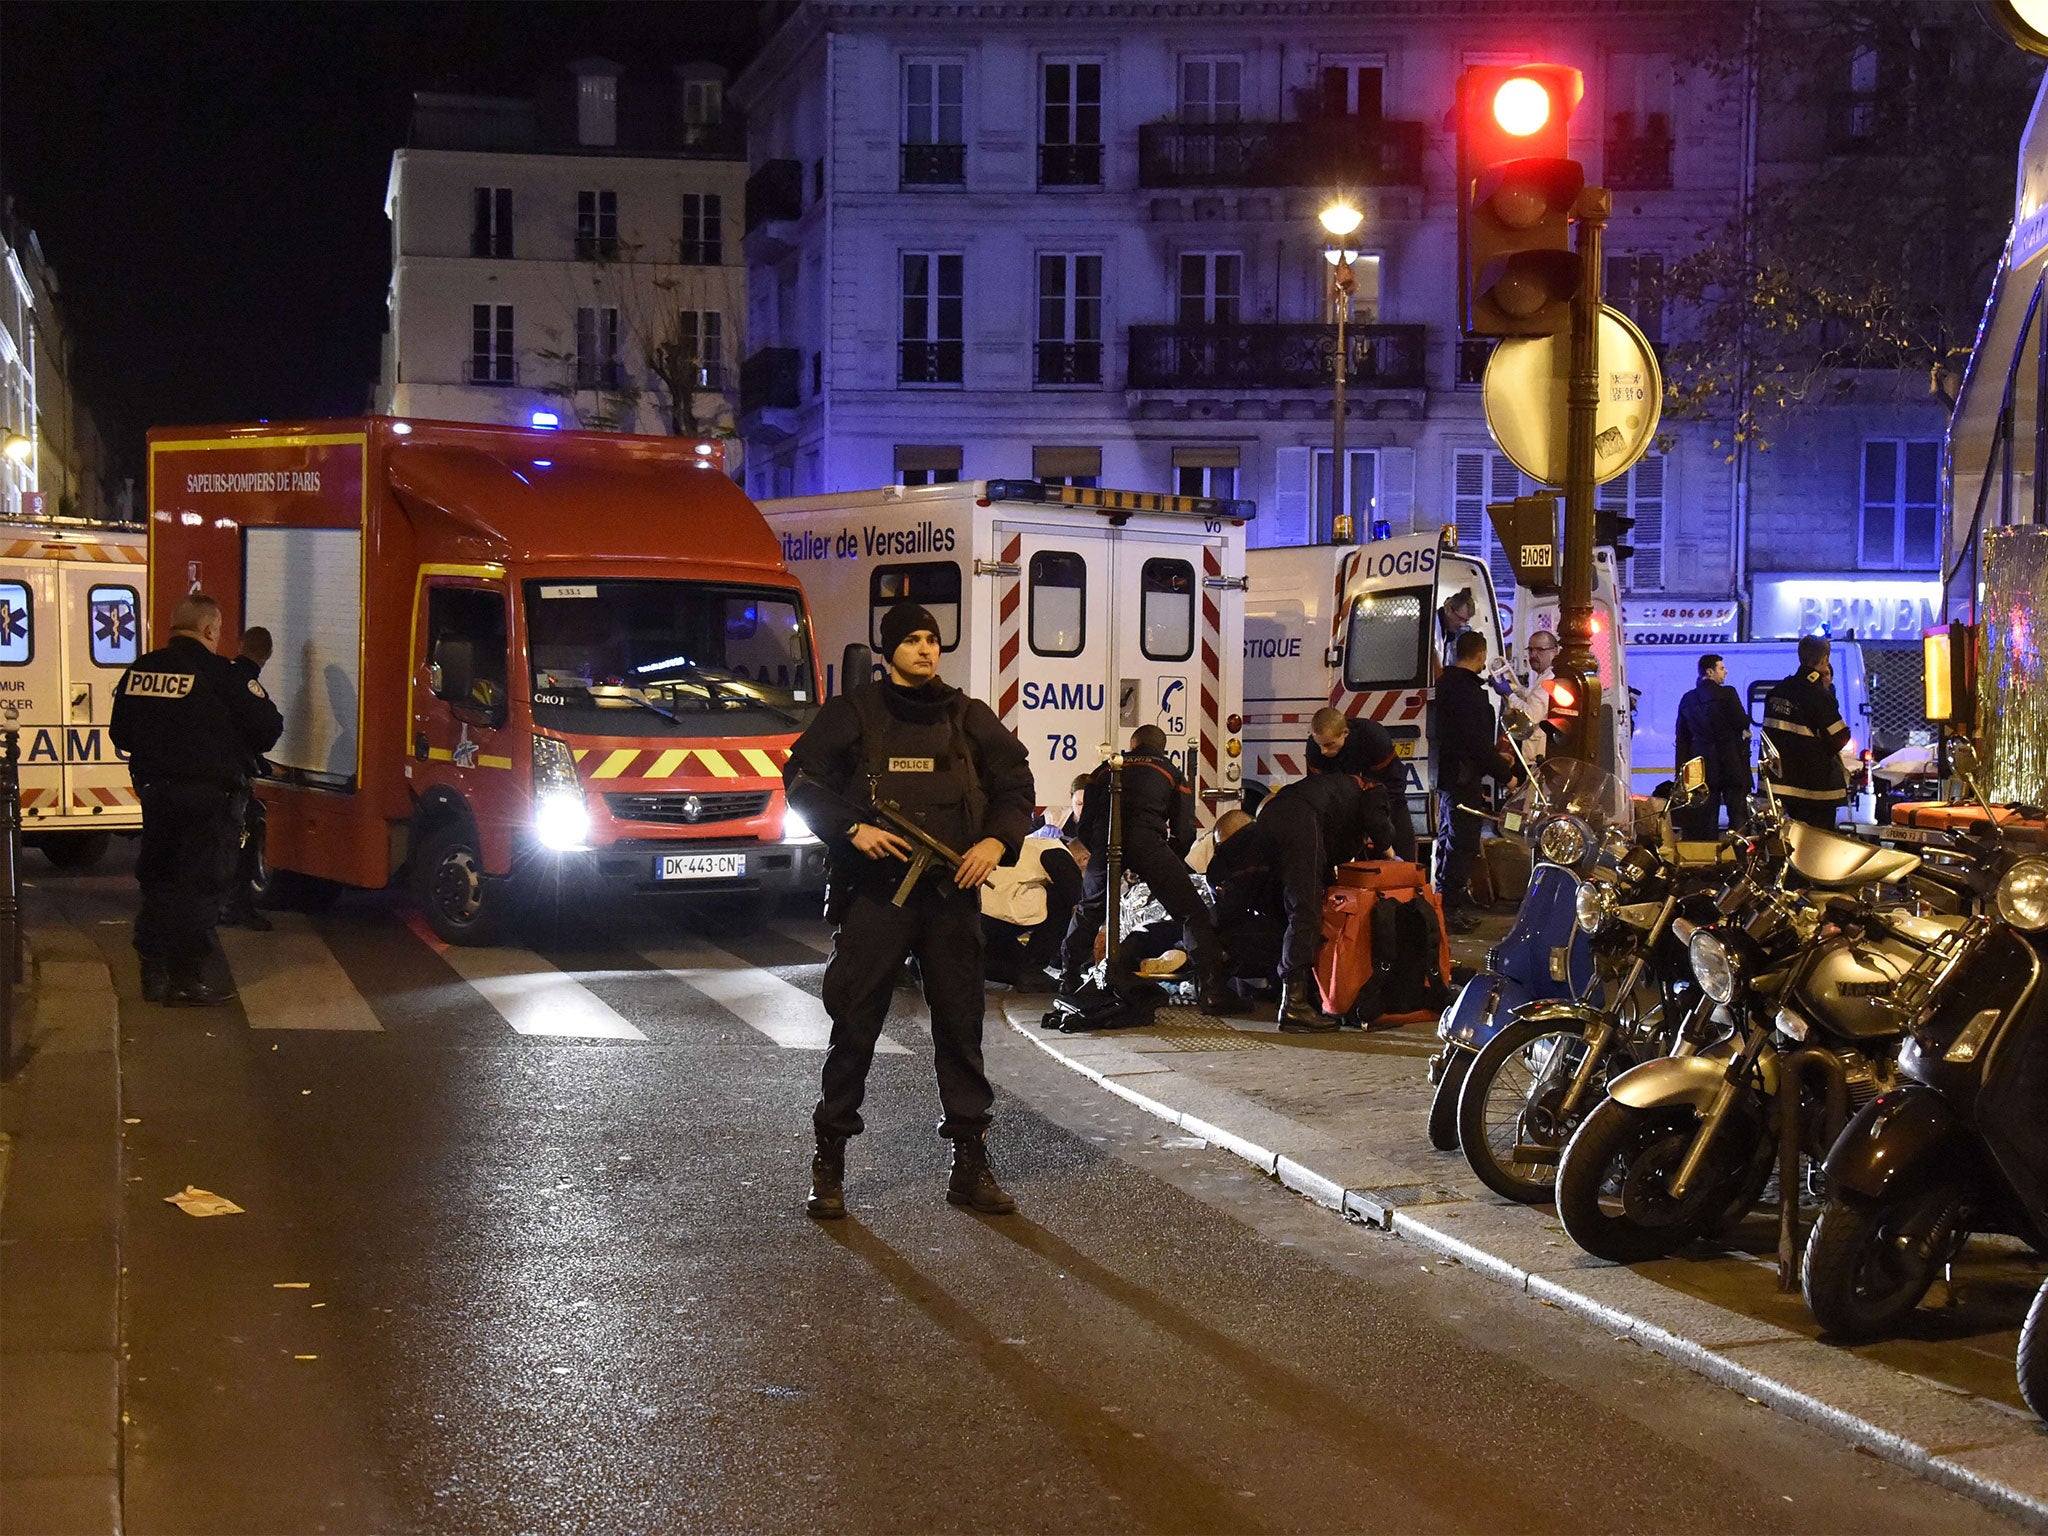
[785, 602, 1035, 1220]
[110, 594, 284, 1005]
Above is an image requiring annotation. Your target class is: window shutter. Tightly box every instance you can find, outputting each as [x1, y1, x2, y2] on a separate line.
[1632, 452, 1665, 591]
[1485, 451, 1522, 607]
[1264, 447, 1313, 548]
[1376, 446, 1414, 531]
[1452, 449, 1487, 563]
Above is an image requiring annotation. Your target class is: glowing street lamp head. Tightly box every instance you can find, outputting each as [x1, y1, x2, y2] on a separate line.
[2, 435, 30, 465]
[1493, 75, 1553, 136]
[1319, 202, 1364, 238]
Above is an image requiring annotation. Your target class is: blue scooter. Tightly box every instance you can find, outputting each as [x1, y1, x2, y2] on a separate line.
[1425, 751, 1617, 1150]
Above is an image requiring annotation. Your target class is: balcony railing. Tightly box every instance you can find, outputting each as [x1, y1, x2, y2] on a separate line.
[1034, 340, 1103, 386]
[1605, 136, 1673, 190]
[682, 362, 727, 394]
[1038, 143, 1104, 187]
[574, 234, 620, 261]
[744, 159, 803, 232]
[901, 143, 966, 186]
[678, 238, 724, 265]
[1126, 323, 1426, 391]
[574, 362, 626, 390]
[899, 340, 963, 385]
[464, 357, 518, 386]
[740, 347, 801, 414]
[1138, 116, 1425, 188]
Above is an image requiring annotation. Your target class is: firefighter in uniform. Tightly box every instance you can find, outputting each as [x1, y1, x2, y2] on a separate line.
[1056, 724, 1235, 1015]
[1304, 705, 1416, 862]
[110, 594, 284, 1005]
[786, 601, 1035, 1220]
[1761, 634, 1852, 829]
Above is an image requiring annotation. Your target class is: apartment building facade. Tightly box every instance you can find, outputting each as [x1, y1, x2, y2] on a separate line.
[378, 59, 747, 449]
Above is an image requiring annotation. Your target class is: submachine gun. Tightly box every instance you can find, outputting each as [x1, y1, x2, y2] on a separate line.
[1043, 751, 1168, 1033]
[788, 776, 968, 905]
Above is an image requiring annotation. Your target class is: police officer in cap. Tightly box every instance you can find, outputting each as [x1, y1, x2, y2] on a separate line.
[1762, 634, 1852, 828]
[786, 600, 1035, 1220]
[110, 594, 284, 1005]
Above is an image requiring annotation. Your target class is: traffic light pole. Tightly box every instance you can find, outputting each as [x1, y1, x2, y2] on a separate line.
[1552, 186, 1611, 766]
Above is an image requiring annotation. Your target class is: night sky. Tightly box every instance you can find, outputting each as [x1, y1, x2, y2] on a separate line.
[1, 2, 778, 478]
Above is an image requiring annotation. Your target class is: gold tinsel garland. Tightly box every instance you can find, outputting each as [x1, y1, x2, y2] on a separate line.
[1982, 527, 2048, 805]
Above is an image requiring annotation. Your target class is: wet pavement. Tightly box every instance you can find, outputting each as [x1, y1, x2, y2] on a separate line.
[3, 849, 2034, 1534]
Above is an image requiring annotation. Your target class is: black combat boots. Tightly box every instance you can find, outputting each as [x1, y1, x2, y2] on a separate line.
[806, 1134, 847, 1220]
[1277, 972, 1337, 1033]
[946, 1134, 1017, 1215]
[140, 958, 170, 1005]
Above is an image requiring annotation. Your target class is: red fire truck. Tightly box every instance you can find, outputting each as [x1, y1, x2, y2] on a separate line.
[145, 418, 827, 943]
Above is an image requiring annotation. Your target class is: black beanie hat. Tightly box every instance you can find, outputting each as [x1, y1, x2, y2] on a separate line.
[879, 601, 941, 659]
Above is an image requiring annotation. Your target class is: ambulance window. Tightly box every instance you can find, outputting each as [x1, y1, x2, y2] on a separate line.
[426, 586, 508, 706]
[0, 581, 30, 666]
[88, 585, 138, 668]
[1140, 558, 1195, 661]
[1343, 586, 1428, 690]
[870, 562, 961, 652]
[1028, 551, 1086, 657]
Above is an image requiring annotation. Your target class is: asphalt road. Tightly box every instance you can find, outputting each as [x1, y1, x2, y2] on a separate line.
[39, 849, 2027, 1535]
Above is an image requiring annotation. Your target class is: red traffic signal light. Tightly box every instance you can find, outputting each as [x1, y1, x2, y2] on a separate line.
[1457, 65, 1585, 337]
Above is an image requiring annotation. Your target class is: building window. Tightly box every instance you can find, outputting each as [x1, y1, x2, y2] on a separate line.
[1040, 61, 1103, 186]
[673, 310, 723, 390]
[88, 585, 139, 669]
[1321, 253, 1382, 324]
[1173, 447, 1240, 499]
[680, 193, 723, 265]
[469, 304, 515, 384]
[575, 306, 622, 389]
[1452, 447, 1534, 599]
[1036, 254, 1103, 385]
[1318, 59, 1384, 119]
[1033, 446, 1101, 488]
[576, 190, 618, 259]
[872, 562, 963, 650]
[903, 59, 966, 186]
[1177, 252, 1241, 326]
[577, 71, 619, 147]
[1313, 449, 1378, 533]
[470, 187, 512, 259]
[1606, 53, 1675, 190]
[900, 253, 964, 385]
[1598, 450, 1667, 591]
[1179, 57, 1242, 122]
[1028, 550, 1088, 657]
[1605, 253, 1665, 344]
[895, 445, 962, 486]
[683, 78, 723, 128]
[1861, 439, 1940, 570]
[1140, 558, 1196, 662]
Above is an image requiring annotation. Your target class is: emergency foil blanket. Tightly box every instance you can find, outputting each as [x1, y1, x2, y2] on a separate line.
[1981, 526, 2048, 803]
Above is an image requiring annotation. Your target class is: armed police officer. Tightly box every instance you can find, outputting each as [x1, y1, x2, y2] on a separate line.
[786, 601, 1035, 1221]
[110, 594, 284, 1005]
[1762, 634, 1852, 828]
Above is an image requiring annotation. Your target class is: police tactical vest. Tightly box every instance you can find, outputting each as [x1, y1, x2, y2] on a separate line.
[849, 683, 985, 856]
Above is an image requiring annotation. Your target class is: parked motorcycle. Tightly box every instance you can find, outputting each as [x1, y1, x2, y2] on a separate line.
[1556, 779, 1941, 1263]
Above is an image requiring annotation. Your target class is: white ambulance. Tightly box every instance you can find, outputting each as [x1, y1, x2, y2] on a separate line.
[0, 518, 148, 867]
[760, 480, 1251, 817]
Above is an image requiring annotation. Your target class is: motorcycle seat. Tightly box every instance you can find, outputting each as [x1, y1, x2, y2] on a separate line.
[1786, 820, 1922, 888]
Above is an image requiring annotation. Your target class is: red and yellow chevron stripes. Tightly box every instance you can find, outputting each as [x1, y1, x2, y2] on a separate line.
[0, 539, 144, 563]
[72, 785, 138, 809]
[569, 745, 791, 782]
[995, 532, 1024, 727]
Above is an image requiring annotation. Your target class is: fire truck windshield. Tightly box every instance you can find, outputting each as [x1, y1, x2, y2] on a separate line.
[524, 579, 819, 736]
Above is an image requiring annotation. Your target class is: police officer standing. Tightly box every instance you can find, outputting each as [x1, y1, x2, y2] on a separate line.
[785, 601, 1035, 1220]
[1762, 635, 1852, 828]
[220, 626, 274, 932]
[110, 594, 284, 1005]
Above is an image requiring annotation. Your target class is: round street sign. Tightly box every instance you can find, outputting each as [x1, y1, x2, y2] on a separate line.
[1481, 305, 1662, 487]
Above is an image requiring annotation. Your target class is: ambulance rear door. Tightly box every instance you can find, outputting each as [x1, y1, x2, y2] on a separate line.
[1105, 528, 1235, 815]
[987, 520, 1113, 804]
[0, 559, 64, 828]
[59, 563, 143, 827]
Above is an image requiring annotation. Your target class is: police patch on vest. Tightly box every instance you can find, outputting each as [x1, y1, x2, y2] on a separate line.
[888, 756, 935, 773]
[123, 671, 194, 699]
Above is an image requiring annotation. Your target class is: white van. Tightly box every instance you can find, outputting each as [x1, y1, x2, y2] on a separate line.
[761, 480, 1250, 817]
[0, 518, 148, 867]
[1627, 639, 1870, 798]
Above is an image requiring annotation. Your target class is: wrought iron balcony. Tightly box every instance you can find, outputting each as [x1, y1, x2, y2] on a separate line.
[898, 340, 963, 385]
[901, 143, 966, 186]
[744, 159, 803, 232]
[739, 347, 801, 415]
[1034, 341, 1103, 386]
[1138, 116, 1424, 189]
[1038, 143, 1104, 187]
[1605, 135, 1673, 191]
[1126, 323, 1426, 391]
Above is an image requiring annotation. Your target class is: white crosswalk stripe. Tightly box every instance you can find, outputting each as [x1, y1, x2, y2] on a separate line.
[219, 916, 384, 1032]
[402, 912, 649, 1041]
[637, 933, 908, 1054]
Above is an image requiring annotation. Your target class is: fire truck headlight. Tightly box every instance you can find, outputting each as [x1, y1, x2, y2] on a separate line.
[781, 807, 820, 845]
[534, 791, 591, 852]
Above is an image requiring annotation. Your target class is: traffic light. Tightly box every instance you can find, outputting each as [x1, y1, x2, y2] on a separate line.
[1456, 64, 1585, 337]
[1594, 506, 1636, 565]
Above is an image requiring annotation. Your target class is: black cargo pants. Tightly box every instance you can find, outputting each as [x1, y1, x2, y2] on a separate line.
[815, 880, 992, 1142]
[1057, 833, 1218, 991]
[1254, 800, 1331, 982]
[134, 779, 243, 980]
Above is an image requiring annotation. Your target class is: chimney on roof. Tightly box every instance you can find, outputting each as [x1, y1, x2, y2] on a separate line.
[572, 58, 622, 147]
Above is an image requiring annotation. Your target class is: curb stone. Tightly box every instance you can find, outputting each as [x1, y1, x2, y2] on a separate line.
[1005, 1007, 2048, 1531]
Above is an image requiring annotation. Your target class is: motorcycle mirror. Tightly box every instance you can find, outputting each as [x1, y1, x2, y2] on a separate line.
[1951, 737, 1981, 777]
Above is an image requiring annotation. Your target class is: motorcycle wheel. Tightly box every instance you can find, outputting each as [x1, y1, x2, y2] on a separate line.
[1556, 1099, 1749, 1264]
[1428, 1049, 1471, 1152]
[1802, 1190, 1952, 1342]
[1457, 1017, 1597, 1203]
[2018, 1278, 2048, 1421]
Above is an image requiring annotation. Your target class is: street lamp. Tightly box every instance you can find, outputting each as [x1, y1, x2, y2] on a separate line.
[1319, 202, 1364, 543]
[1, 435, 30, 466]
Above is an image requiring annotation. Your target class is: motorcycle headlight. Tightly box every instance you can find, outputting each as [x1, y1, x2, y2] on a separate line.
[1575, 880, 1615, 935]
[1538, 816, 1594, 868]
[1997, 858, 2048, 931]
[1689, 930, 1740, 1004]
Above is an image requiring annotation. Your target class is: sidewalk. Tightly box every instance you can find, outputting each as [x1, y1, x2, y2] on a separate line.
[998, 919, 2048, 1530]
[0, 885, 124, 1536]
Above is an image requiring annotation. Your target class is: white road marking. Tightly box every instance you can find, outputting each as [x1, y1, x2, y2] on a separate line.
[768, 920, 834, 959]
[402, 911, 648, 1041]
[637, 934, 908, 1054]
[219, 916, 384, 1032]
